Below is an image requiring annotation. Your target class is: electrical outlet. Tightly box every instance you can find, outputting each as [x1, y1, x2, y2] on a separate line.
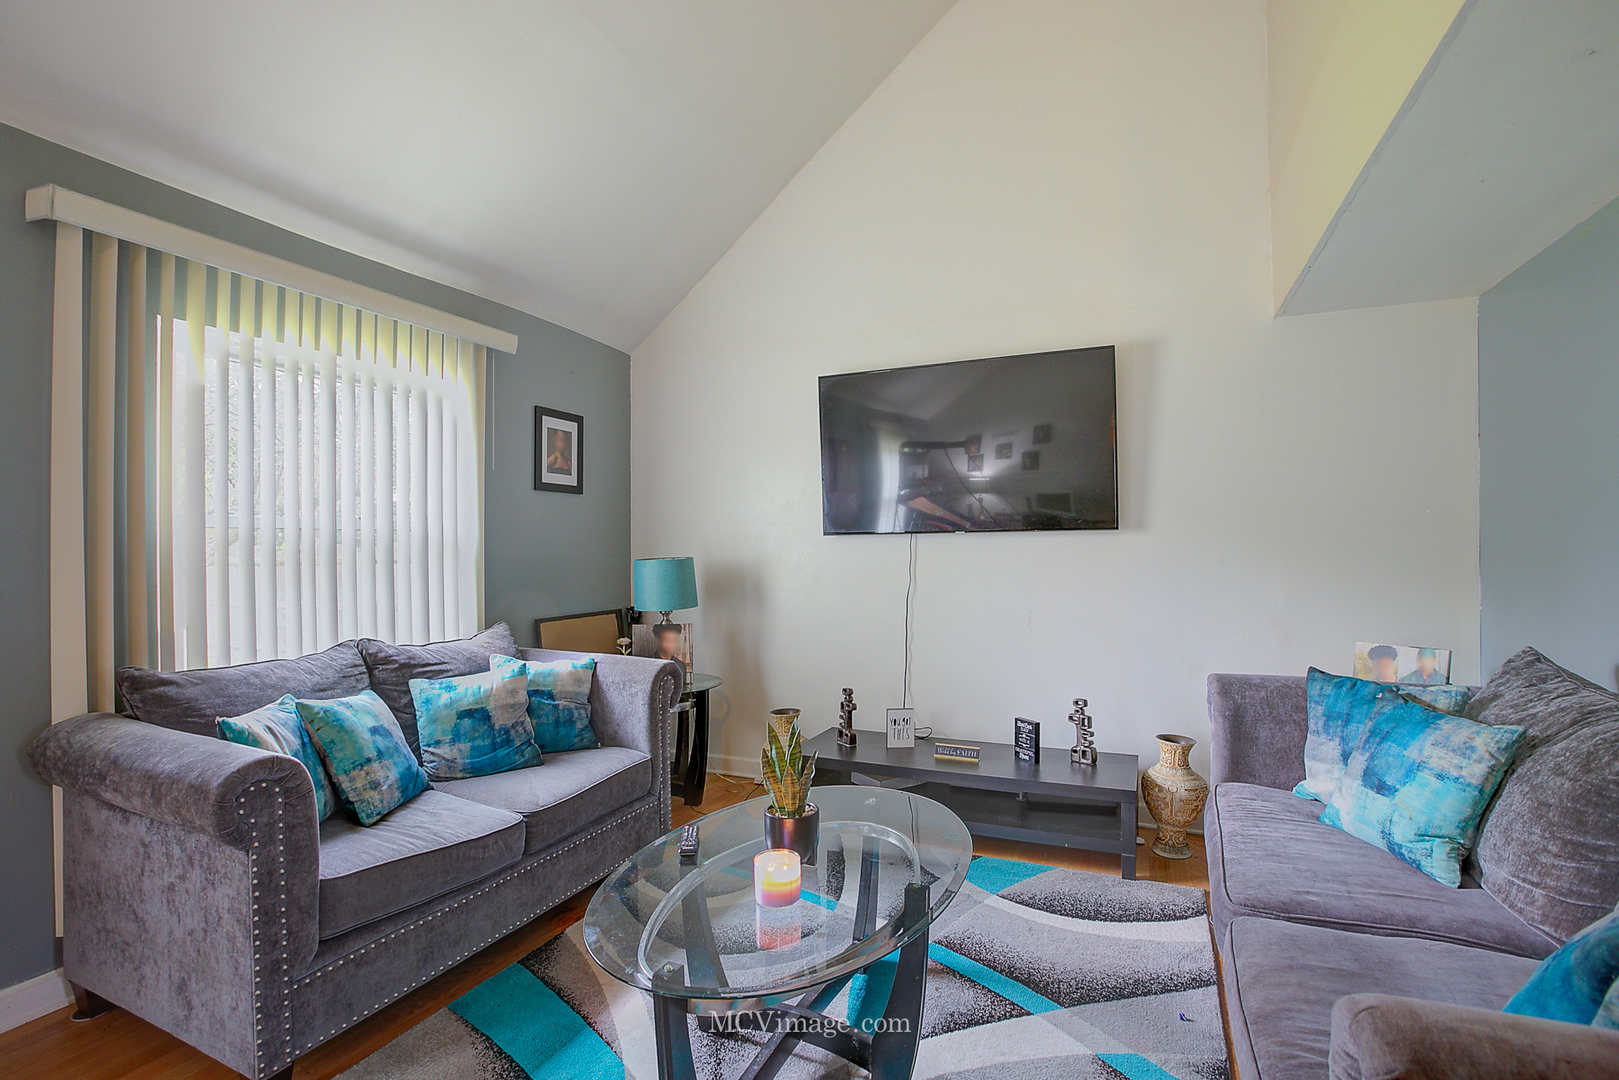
[887, 708, 915, 748]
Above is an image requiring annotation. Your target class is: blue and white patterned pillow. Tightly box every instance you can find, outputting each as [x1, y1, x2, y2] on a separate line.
[488, 654, 597, 753]
[410, 667, 542, 780]
[217, 694, 338, 822]
[1294, 668, 1474, 804]
[1504, 905, 1619, 1026]
[297, 689, 430, 826]
[1319, 697, 1523, 887]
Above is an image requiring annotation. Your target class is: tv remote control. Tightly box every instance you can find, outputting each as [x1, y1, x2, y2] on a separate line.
[678, 824, 699, 861]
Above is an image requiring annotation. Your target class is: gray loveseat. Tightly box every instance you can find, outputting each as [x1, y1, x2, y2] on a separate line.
[1206, 663, 1619, 1080]
[28, 627, 682, 1080]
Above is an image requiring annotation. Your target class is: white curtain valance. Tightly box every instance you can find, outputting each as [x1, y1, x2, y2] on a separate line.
[26, 185, 518, 354]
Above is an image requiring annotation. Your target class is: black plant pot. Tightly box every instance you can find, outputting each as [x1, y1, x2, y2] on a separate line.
[765, 802, 819, 865]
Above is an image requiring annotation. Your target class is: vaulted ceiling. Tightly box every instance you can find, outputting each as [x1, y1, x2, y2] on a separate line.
[0, 1, 956, 351]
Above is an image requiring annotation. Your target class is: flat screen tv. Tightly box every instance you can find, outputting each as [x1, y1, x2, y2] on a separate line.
[819, 346, 1117, 534]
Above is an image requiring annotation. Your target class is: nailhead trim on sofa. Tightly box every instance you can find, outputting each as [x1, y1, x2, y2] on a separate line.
[238, 782, 295, 1078]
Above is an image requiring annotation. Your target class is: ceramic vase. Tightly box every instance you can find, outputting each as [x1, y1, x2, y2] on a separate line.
[1140, 733, 1208, 860]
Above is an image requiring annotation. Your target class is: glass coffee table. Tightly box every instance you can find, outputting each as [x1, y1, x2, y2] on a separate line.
[584, 785, 973, 1080]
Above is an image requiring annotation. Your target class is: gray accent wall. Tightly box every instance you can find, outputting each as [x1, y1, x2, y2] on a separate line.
[1478, 195, 1619, 688]
[0, 122, 630, 991]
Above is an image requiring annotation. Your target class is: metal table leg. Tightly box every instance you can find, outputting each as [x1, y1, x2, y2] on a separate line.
[1120, 795, 1137, 880]
[652, 965, 697, 1080]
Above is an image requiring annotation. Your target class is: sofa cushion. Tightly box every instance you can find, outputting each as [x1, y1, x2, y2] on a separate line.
[1320, 701, 1522, 887]
[1505, 906, 1619, 1025]
[411, 667, 542, 780]
[117, 640, 370, 737]
[433, 746, 651, 855]
[1207, 782, 1556, 958]
[217, 694, 339, 822]
[1296, 668, 1472, 805]
[1221, 916, 1540, 1080]
[316, 788, 524, 938]
[298, 690, 431, 826]
[489, 653, 598, 752]
[356, 623, 518, 760]
[1464, 647, 1619, 943]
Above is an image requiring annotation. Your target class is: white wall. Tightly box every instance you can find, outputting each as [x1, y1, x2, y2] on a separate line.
[630, 0, 1481, 794]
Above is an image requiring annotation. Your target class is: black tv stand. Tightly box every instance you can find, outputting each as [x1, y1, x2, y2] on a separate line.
[804, 729, 1141, 879]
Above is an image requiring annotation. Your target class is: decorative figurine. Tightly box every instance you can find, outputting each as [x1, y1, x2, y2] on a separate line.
[1069, 698, 1096, 766]
[615, 636, 633, 656]
[837, 687, 858, 747]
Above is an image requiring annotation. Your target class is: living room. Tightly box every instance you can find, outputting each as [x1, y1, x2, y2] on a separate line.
[2, 2, 1617, 1079]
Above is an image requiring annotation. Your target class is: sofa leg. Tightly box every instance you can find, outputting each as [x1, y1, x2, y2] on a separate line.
[258, 1065, 295, 1080]
[69, 982, 117, 1020]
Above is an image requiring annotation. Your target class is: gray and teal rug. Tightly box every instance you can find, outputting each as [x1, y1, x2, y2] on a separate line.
[340, 858, 1228, 1080]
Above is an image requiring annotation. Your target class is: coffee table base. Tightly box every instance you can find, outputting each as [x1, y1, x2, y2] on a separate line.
[653, 882, 929, 1080]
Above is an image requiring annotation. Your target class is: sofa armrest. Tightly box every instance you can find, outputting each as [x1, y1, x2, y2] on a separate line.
[519, 649, 682, 820]
[1206, 674, 1308, 790]
[1329, 994, 1619, 1080]
[28, 712, 320, 846]
[31, 713, 322, 1078]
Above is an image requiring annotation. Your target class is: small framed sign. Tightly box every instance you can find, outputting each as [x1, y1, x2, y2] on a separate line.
[535, 407, 584, 494]
[1014, 717, 1040, 764]
[887, 708, 915, 748]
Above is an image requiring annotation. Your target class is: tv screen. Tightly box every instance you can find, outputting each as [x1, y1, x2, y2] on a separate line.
[819, 346, 1117, 534]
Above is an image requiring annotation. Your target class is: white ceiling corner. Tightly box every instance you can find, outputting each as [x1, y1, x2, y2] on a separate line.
[1280, 0, 1619, 317]
[0, 0, 957, 352]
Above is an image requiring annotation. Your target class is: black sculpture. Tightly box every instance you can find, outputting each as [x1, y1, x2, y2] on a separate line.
[1069, 697, 1096, 765]
[837, 687, 858, 747]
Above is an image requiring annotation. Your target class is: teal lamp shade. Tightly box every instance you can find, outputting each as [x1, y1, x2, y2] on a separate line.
[633, 557, 698, 615]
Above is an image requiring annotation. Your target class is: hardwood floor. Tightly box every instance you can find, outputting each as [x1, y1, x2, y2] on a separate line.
[0, 774, 1208, 1080]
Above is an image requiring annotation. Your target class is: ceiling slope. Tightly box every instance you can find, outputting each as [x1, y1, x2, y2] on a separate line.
[0, 0, 956, 351]
[1279, 0, 1619, 317]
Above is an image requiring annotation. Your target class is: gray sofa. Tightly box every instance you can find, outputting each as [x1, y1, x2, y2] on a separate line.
[28, 632, 682, 1080]
[1205, 671, 1619, 1080]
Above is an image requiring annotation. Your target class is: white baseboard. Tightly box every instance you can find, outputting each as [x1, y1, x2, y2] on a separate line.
[0, 968, 74, 1033]
[710, 753, 761, 781]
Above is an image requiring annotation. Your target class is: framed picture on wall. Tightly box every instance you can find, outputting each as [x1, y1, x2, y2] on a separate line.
[535, 407, 584, 494]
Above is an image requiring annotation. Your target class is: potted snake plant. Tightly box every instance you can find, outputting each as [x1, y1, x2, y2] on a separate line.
[761, 708, 819, 863]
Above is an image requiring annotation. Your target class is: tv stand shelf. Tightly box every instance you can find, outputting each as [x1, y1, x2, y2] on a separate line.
[805, 729, 1140, 879]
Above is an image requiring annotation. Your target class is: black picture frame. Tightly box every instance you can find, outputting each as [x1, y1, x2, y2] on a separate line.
[535, 407, 585, 494]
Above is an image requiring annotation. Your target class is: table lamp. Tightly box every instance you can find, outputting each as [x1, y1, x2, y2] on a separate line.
[632, 557, 698, 626]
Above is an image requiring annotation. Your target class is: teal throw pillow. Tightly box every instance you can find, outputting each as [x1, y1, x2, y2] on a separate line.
[297, 689, 429, 826]
[1598, 975, 1619, 1030]
[1319, 698, 1522, 887]
[410, 667, 542, 780]
[1294, 668, 1473, 804]
[217, 694, 338, 822]
[488, 653, 597, 753]
[1504, 907, 1619, 1026]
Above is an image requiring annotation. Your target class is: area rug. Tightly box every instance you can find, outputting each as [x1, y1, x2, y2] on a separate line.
[339, 858, 1228, 1080]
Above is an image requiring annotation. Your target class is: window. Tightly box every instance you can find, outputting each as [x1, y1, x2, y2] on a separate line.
[33, 185, 514, 704]
[170, 283, 483, 667]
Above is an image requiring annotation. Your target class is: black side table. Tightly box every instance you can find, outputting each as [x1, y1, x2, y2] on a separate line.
[670, 673, 720, 806]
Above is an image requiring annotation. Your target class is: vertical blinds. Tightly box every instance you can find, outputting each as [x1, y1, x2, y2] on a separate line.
[90, 242, 487, 676]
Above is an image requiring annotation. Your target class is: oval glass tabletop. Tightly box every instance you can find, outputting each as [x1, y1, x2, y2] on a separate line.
[583, 785, 972, 1001]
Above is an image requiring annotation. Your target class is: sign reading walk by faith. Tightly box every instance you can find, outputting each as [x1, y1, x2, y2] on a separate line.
[933, 741, 981, 763]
